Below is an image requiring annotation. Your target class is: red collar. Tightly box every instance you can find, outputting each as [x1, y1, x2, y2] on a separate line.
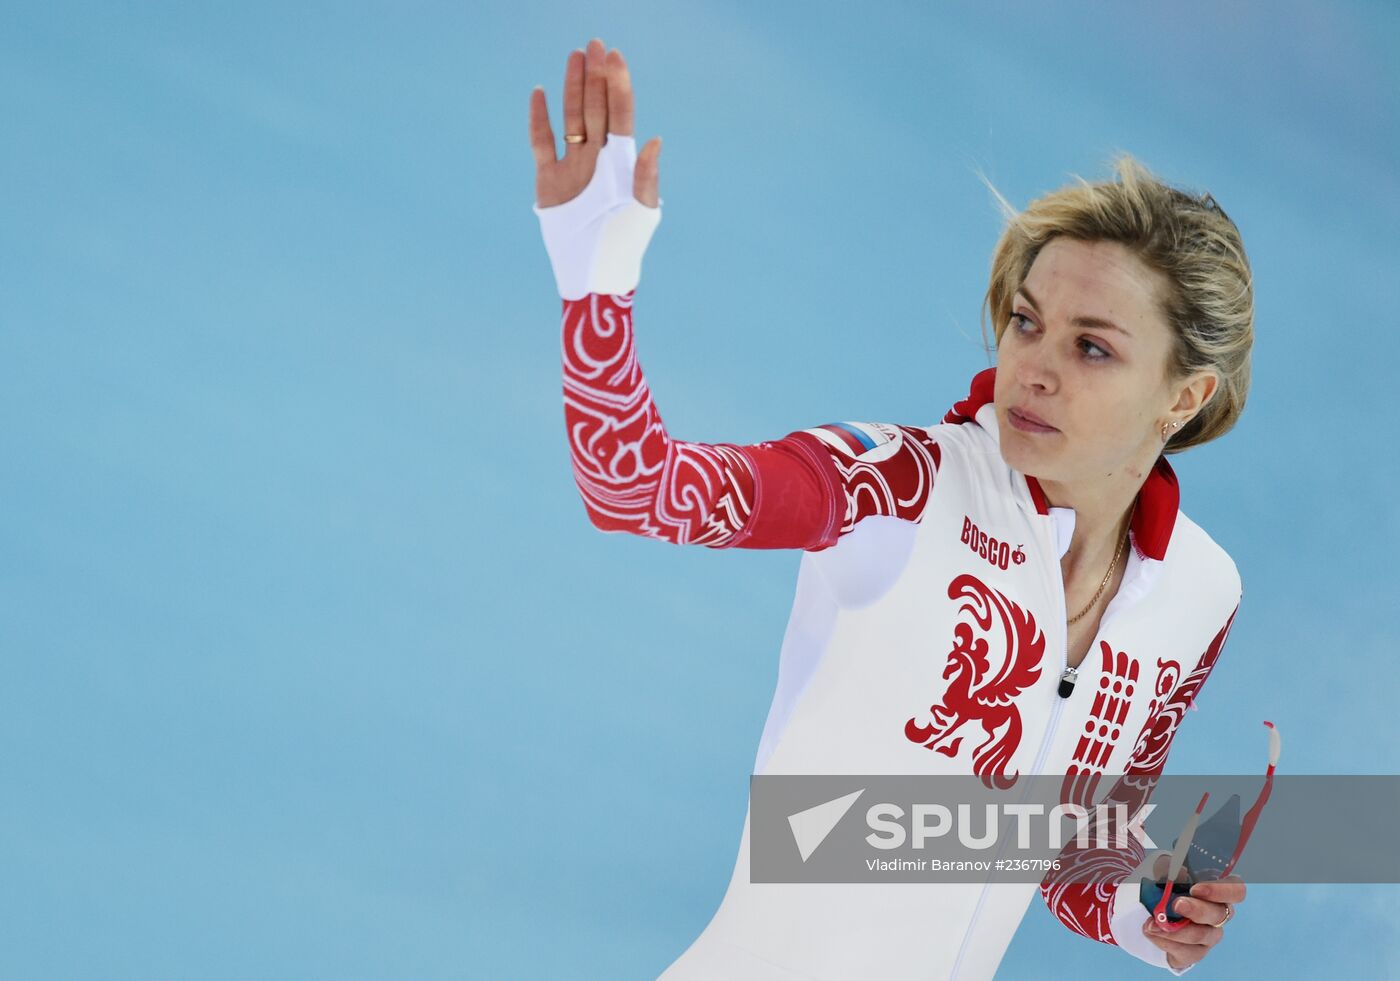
[943, 367, 1179, 561]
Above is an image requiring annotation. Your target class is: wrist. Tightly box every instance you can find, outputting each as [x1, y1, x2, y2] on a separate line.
[533, 134, 663, 300]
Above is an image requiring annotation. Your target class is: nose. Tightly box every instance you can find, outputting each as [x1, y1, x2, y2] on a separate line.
[1014, 343, 1059, 395]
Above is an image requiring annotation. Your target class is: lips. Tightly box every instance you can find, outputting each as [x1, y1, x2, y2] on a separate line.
[1008, 407, 1059, 434]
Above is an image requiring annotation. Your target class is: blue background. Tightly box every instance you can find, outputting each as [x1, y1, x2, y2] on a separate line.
[3, 1, 1397, 978]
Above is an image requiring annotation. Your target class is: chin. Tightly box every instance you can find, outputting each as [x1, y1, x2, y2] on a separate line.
[999, 428, 1051, 475]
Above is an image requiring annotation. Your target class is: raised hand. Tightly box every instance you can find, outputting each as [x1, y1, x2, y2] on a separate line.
[528, 38, 661, 209]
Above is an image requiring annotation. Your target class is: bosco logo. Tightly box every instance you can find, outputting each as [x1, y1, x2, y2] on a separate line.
[960, 515, 1025, 571]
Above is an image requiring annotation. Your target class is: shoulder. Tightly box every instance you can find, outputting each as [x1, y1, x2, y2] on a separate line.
[1161, 509, 1243, 609]
[788, 421, 943, 466]
[786, 418, 1007, 489]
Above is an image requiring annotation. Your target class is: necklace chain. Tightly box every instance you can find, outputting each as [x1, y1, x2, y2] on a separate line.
[1065, 515, 1131, 625]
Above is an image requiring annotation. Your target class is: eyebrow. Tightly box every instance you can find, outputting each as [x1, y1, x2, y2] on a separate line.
[1015, 285, 1132, 337]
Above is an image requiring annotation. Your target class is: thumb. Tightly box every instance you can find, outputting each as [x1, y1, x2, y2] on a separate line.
[634, 136, 661, 208]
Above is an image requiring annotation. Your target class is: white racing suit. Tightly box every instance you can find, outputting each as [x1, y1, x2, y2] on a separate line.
[534, 134, 1239, 979]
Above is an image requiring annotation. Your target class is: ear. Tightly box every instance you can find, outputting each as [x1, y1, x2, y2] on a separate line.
[1170, 369, 1219, 425]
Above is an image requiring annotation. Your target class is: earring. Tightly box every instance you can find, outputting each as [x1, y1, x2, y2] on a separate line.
[1161, 420, 1184, 442]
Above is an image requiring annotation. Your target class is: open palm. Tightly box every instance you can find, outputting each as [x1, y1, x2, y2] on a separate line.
[527, 38, 661, 209]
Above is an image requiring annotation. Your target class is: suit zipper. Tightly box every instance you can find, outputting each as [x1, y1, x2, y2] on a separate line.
[948, 517, 1071, 980]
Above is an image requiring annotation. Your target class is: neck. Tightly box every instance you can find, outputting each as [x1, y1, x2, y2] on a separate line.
[1037, 451, 1158, 576]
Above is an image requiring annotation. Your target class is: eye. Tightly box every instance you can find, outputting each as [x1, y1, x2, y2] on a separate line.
[1078, 337, 1111, 361]
[1008, 311, 1033, 333]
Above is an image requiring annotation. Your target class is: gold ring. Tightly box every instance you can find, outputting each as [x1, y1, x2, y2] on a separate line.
[564, 133, 586, 144]
[1215, 904, 1233, 927]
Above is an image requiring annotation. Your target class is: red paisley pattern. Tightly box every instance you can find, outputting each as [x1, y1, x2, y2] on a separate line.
[559, 291, 942, 551]
[905, 573, 1046, 790]
[1040, 604, 1240, 947]
[1125, 655, 1184, 776]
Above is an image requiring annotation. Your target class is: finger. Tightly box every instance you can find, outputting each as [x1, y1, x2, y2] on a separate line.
[634, 136, 661, 207]
[1148, 918, 1215, 962]
[606, 47, 634, 136]
[528, 86, 557, 167]
[1150, 911, 1226, 946]
[1173, 896, 1230, 928]
[562, 48, 585, 155]
[1141, 927, 1208, 968]
[583, 37, 608, 146]
[1191, 876, 1246, 905]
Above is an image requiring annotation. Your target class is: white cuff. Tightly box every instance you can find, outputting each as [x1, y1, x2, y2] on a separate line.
[531, 133, 663, 300]
[1110, 877, 1195, 975]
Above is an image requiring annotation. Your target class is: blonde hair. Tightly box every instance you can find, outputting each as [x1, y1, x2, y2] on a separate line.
[977, 152, 1253, 453]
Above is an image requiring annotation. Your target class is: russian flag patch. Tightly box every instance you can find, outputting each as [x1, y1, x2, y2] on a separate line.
[803, 422, 902, 462]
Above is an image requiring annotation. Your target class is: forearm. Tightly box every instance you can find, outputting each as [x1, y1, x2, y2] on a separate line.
[560, 288, 760, 546]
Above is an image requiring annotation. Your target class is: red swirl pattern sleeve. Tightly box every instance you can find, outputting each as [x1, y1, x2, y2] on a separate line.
[560, 289, 942, 552]
[1037, 603, 1240, 974]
